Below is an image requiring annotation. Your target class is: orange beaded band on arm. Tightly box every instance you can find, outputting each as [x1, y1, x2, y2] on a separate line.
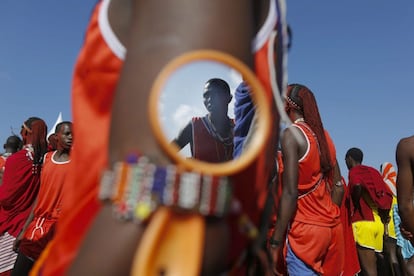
[99, 153, 233, 223]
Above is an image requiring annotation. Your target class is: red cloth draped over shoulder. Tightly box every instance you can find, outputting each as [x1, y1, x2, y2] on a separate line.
[38, 1, 122, 275]
[348, 165, 392, 222]
[0, 149, 40, 237]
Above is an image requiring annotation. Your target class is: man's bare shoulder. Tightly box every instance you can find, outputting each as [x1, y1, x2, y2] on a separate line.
[398, 135, 414, 147]
[397, 135, 414, 156]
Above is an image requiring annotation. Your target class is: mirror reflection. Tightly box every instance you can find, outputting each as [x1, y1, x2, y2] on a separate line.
[158, 60, 256, 164]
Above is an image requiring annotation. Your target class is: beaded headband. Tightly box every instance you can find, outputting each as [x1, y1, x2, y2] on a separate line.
[285, 96, 302, 111]
[22, 123, 33, 134]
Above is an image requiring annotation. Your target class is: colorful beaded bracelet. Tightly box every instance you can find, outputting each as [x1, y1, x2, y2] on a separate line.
[99, 153, 233, 223]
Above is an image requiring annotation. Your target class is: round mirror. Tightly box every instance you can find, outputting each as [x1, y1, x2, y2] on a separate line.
[149, 50, 271, 176]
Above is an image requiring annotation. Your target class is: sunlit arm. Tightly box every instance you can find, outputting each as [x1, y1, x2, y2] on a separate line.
[272, 128, 299, 242]
[396, 137, 414, 237]
[330, 161, 344, 207]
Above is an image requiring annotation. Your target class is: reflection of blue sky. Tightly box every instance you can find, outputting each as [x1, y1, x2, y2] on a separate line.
[159, 60, 242, 156]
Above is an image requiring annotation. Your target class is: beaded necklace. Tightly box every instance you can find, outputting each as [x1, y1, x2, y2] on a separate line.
[205, 115, 234, 146]
[294, 117, 305, 124]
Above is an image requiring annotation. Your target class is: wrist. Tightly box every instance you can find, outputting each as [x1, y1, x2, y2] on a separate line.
[269, 237, 282, 248]
[99, 153, 233, 222]
[335, 180, 344, 187]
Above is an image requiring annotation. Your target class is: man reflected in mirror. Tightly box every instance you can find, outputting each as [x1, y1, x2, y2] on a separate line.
[171, 78, 234, 163]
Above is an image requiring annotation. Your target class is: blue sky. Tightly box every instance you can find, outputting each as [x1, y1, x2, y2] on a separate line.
[1, 1, 413, 177]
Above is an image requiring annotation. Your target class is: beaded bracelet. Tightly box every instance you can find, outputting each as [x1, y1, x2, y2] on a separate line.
[99, 153, 233, 223]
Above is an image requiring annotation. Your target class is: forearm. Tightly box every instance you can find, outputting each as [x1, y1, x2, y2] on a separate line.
[331, 180, 344, 207]
[330, 162, 344, 207]
[351, 184, 362, 208]
[18, 209, 35, 239]
[17, 198, 37, 239]
[68, 205, 143, 276]
[399, 201, 414, 235]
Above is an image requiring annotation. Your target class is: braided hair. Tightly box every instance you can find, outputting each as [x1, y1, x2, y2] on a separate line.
[24, 117, 48, 165]
[287, 84, 332, 175]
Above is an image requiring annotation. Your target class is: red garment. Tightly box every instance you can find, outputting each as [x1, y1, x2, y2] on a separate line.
[339, 178, 361, 276]
[348, 164, 392, 222]
[286, 122, 344, 275]
[192, 117, 233, 163]
[38, 1, 122, 275]
[0, 147, 40, 237]
[291, 123, 340, 226]
[19, 151, 70, 260]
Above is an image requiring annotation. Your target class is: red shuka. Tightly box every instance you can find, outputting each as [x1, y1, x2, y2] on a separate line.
[0, 148, 41, 237]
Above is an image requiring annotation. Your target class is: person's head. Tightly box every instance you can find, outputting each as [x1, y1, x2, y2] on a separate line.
[285, 83, 332, 174]
[55, 121, 73, 153]
[47, 133, 58, 151]
[203, 78, 232, 115]
[285, 83, 321, 118]
[20, 117, 48, 164]
[345, 147, 363, 169]
[3, 135, 23, 154]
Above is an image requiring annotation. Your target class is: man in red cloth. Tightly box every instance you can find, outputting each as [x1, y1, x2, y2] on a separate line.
[172, 78, 234, 163]
[345, 147, 392, 276]
[0, 117, 47, 276]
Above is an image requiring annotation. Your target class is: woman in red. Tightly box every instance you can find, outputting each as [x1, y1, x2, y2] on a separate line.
[269, 84, 345, 275]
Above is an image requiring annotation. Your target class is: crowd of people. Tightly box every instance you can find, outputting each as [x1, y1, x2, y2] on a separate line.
[1, 0, 414, 275]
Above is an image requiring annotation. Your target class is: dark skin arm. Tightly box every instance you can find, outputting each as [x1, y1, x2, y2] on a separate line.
[171, 121, 192, 150]
[269, 127, 301, 274]
[330, 160, 344, 207]
[13, 197, 38, 252]
[108, 0, 254, 166]
[396, 136, 414, 243]
[351, 183, 362, 213]
[69, 0, 263, 275]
